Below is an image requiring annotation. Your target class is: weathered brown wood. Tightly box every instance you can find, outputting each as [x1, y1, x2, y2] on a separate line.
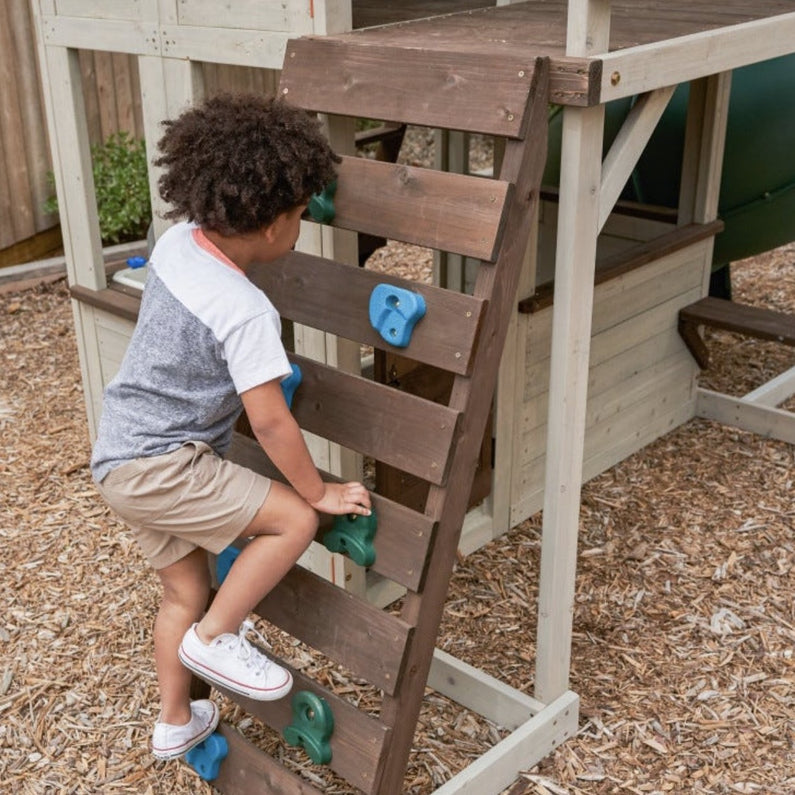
[253, 564, 413, 696]
[248, 251, 487, 376]
[211, 662, 390, 795]
[227, 432, 438, 592]
[373, 353, 492, 515]
[679, 296, 795, 369]
[680, 297, 795, 345]
[372, 57, 551, 795]
[69, 284, 141, 321]
[518, 221, 724, 314]
[281, 38, 541, 137]
[212, 724, 324, 795]
[326, 155, 511, 262]
[289, 353, 460, 486]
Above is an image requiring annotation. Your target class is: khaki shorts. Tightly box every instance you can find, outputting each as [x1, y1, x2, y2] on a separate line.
[96, 441, 271, 570]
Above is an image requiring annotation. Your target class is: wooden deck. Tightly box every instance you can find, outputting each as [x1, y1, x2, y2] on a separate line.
[345, 0, 795, 105]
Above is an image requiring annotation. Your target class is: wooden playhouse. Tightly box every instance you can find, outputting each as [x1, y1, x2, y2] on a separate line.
[32, 1, 795, 792]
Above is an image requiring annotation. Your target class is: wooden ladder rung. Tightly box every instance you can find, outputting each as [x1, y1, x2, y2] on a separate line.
[252, 564, 413, 696]
[289, 354, 460, 486]
[249, 252, 487, 376]
[210, 664, 390, 794]
[679, 296, 795, 368]
[228, 432, 437, 591]
[282, 39, 546, 139]
[327, 155, 512, 261]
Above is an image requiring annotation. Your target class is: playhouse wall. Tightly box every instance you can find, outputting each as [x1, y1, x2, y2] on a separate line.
[507, 238, 709, 526]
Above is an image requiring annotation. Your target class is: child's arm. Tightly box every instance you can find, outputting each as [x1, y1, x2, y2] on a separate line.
[240, 380, 371, 516]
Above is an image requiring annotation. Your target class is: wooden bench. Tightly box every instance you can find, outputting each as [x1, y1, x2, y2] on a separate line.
[679, 296, 795, 445]
[678, 296, 795, 369]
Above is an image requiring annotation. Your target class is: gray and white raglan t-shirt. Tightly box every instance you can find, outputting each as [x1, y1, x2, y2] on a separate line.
[90, 221, 292, 484]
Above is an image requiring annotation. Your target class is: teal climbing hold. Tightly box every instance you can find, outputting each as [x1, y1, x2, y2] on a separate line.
[308, 180, 337, 224]
[283, 691, 335, 765]
[322, 511, 378, 567]
[368, 284, 426, 348]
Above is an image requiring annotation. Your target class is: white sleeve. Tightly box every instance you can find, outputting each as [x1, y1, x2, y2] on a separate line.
[224, 310, 292, 395]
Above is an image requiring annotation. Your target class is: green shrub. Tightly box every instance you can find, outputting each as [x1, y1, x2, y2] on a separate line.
[44, 131, 152, 246]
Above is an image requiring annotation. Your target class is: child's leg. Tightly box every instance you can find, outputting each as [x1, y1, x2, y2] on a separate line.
[154, 547, 210, 724]
[196, 481, 317, 642]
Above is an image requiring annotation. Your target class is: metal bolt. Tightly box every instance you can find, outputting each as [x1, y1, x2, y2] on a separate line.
[611, 71, 621, 86]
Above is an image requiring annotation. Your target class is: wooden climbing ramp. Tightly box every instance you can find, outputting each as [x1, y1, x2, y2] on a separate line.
[190, 35, 576, 795]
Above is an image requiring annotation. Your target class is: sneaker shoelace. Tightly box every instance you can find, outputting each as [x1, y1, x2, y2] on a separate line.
[224, 620, 274, 677]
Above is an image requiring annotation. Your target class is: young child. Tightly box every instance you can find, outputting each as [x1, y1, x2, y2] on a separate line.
[90, 93, 371, 760]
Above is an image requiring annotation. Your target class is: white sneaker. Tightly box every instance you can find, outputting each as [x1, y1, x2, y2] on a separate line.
[178, 620, 293, 701]
[152, 698, 219, 760]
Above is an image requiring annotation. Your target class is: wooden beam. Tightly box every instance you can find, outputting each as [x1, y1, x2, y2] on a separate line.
[598, 85, 676, 231]
[598, 13, 795, 102]
[535, 0, 609, 705]
[696, 388, 795, 445]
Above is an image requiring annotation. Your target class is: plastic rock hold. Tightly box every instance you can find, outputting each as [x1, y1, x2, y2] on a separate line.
[215, 545, 241, 586]
[307, 180, 337, 224]
[283, 691, 335, 765]
[280, 363, 302, 409]
[322, 511, 378, 567]
[185, 732, 229, 781]
[126, 256, 147, 269]
[368, 284, 427, 348]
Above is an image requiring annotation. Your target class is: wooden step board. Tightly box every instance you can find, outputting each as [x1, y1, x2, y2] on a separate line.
[206, 44, 551, 795]
[679, 296, 795, 368]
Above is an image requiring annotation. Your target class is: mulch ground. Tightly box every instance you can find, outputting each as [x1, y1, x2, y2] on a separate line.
[0, 237, 792, 794]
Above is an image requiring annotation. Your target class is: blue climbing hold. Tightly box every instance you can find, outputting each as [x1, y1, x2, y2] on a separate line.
[185, 732, 228, 781]
[126, 256, 147, 269]
[216, 546, 241, 586]
[368, 284, 426, 348]
[281, 363, 303, 409]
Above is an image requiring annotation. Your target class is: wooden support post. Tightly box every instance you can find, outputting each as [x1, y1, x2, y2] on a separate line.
[535, 0, 609, 705]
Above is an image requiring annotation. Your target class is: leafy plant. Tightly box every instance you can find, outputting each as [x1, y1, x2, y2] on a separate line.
[44, 131, 152, 246]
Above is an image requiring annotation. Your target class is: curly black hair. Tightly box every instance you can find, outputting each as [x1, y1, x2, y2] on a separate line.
[154, 93, 341, 235]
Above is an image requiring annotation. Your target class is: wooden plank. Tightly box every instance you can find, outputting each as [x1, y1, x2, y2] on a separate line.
[42, 15, 160, 55]
[598, 12, 795, 102]
[429, 649, 545, 731]
[519, 221, 721, 315]
[69, 284, 140, 321]
[743, 365, 795, 407]
[0, 1, 35, 244]
[325, 156, 511, 262]
[281, 38, 542, 138]
[289, 354, 460, 486]
[210, 661, 390, 795]
[248, 251, 487, 376]
[253, 564, 413, 696]
[430, 691, 579, 795]
[227, 432, 437, 592]
[696, 388, 795, 444]
[680, 297, 795, 346]
[212, 723, 323, 795]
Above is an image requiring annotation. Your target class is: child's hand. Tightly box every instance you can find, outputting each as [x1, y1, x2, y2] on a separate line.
[308, 482, 371, 516]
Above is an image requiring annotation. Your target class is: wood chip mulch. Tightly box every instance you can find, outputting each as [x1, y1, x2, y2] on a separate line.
[0, 240, 792, 795]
